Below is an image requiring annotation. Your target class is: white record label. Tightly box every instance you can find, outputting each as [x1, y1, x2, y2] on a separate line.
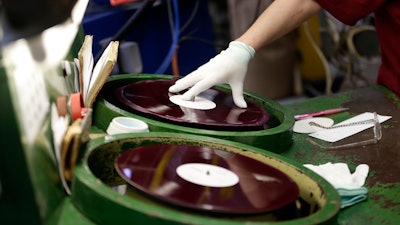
[169, 95, 216, 110]
[176, 163, 239, 188]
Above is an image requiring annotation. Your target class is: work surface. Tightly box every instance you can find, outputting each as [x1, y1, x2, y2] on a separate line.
[283, 85, 400, 225]
[54, 85, 400, 225]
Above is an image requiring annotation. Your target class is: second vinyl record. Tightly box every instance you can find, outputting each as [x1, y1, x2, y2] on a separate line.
[115, 144, 299, 214]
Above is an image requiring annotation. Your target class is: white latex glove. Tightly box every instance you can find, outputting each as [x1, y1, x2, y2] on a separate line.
[303, 162, 369, 189]
[168, 41, 255, 108]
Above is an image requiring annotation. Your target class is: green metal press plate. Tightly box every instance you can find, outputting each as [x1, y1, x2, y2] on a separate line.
[92, 74, 294, 153]
[71, 132, 340, 225]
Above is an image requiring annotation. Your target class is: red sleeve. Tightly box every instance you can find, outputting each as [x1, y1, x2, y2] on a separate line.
[314, 0, 386, 25]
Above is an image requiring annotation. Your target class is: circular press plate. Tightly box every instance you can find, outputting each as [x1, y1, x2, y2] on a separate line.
[115, 144, 299, 214]
[115, 79, 269, 130]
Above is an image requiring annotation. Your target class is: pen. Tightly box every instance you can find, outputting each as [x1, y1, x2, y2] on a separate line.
[294, 108, 349, 120]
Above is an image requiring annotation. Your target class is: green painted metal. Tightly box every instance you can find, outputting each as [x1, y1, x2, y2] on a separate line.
[92, 74, 294, 153]
[71, 132, 340, 225]
[0, 64, 43, 224]
[0, 49, 67, 225]
[283, 85, 400, 225]
[47, 198, 96, 225]
[0, 15, 86, 225]
[50, 80, 400, 225]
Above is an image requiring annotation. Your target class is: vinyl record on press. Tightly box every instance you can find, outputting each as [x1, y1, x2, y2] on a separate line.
[114, 79, 270, 131]
[114, 144, 299, 214]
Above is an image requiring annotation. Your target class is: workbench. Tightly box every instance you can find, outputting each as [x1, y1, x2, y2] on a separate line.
[282, 85, 400, 225]
[52, 85, 399, 225]
[2, 70, 398, 224]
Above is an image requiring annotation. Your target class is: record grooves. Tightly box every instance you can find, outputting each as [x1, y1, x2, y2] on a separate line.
[114, 79, 270, 131]
[115, 144, 299, 214]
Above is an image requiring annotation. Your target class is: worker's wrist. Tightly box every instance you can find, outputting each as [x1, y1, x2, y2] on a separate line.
[229, 41, 255, 59]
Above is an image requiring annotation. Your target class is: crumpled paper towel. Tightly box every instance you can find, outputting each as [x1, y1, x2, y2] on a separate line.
[304, 162, 369, 208]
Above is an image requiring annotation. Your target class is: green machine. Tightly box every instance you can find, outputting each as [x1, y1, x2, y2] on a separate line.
[0, 1, 341, 224]
[93, 74, 294, 153]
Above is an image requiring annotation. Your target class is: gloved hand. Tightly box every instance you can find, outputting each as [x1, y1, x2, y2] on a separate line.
[168, 41, 255, 108]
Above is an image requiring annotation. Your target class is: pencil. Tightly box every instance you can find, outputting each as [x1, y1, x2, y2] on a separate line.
[294, 108, 349, 120]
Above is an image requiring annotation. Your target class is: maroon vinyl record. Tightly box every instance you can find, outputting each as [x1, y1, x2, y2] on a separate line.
[114, 79, 269, 131]
[114, 144, 299, 214]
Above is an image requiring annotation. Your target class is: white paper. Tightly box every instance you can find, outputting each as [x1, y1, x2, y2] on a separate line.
[309, 112, 391, 142]
[82, 37, 94, 102]
[50, 104, 71, 194]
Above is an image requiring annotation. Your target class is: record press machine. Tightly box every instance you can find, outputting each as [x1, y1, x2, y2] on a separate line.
[0, 1, 346, 224]
[0, 1, 344, 224]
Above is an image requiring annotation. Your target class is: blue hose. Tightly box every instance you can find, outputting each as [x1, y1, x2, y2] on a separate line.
[155, 0, 180, 74]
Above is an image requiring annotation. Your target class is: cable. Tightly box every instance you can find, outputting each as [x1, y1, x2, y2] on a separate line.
[171, 47, 180, 76]
[94, 0, 156, 62]
[113, 0, 155, 41]
[154, 0, 180, 74]
[179, 0, 200, 34]
[166, 0, 175, 37]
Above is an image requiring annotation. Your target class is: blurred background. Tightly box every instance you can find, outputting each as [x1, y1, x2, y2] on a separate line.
[76, 0, 381, 102]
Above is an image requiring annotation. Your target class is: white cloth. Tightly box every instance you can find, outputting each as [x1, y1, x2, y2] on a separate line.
[303, 162, 369, 189]
[304, 162, 370, 208]
[168, 41, 254, 108]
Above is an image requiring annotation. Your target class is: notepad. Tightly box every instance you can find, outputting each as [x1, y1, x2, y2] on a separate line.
[77, 35, 119, 108]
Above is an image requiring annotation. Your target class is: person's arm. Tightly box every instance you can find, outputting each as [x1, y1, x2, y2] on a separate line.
[237, 0, 321, 50]
[169, 0, 322, 108]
